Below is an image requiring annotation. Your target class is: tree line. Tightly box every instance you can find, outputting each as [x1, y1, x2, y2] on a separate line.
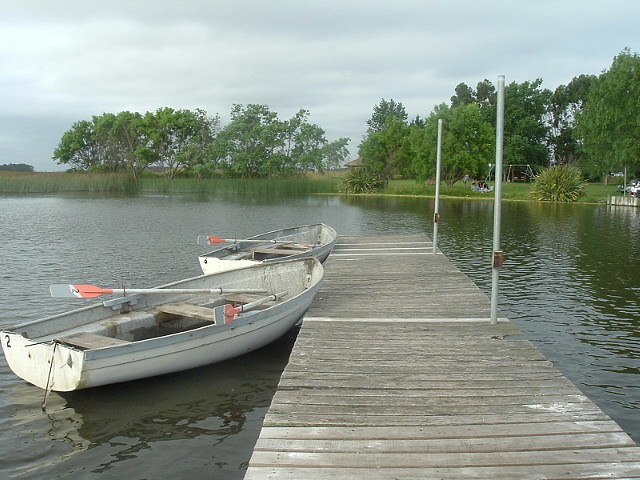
[357, 48, 640, 187]
[54, 105, 350, 180]
[0, 163, 35, 172]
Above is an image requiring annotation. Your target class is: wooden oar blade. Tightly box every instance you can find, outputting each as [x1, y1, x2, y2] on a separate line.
[50, 284, 111, 298]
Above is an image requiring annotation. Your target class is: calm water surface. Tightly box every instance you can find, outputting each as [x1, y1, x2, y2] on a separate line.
[0, 193, 638, 479]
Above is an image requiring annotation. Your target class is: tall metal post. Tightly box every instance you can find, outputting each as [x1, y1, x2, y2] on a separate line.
[490, 75, 505, 324]
[432, 119, 443, 254]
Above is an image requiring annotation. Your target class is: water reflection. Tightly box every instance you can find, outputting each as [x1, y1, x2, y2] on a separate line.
[2, 193, 639, 478]
[5, 330, 296, 479]
[434, 199, 640, 442]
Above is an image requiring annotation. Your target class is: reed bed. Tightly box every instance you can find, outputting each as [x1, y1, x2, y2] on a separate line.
[0, 171, 614, 203]
[0, 172, 342, 195]
[138, 176, 342, 195]
[0, 172, 139, 194]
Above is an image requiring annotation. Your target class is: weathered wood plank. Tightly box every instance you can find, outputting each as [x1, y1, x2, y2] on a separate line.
[57, 332, 130, 349]
[248, 447, 640, 468]
[245, 463, 640, 480]
[254, 432, 637, 453]
[257, 421, 627, 439]
[262, 411, 614, 427]
[272, 386, 582, 398]
[269, 392, 594, 408]
[265, 401, 603, 417]
[156, 303, 216, 322]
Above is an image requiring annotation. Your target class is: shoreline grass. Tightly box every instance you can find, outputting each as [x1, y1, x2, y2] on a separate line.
[0, 171, 626, 204]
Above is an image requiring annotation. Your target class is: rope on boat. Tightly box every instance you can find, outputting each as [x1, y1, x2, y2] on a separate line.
[41, 341, 57, 412]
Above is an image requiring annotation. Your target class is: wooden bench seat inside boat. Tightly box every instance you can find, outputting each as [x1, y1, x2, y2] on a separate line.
[224, 293, 279, 309]
[156, 303, 216, 322]
[58, 332, 131, 350]
[156, 294, 282, 323]
[251, 247, 307, 257]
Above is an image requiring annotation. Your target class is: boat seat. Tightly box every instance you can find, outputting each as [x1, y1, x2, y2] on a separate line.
[251, 247, 307, 257]
[57, 332, 130, 350]
[156, 303, 216, 322]
[224, 293, 278, 309]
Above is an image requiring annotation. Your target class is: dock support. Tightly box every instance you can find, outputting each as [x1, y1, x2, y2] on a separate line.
[491, 75, 505, 324]
[432, 118, 443, 254]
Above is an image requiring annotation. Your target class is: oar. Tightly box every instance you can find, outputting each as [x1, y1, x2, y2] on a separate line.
[50, 284, 267, 299]
[197, 235, 311, 248]
[215, 291, 288, 324]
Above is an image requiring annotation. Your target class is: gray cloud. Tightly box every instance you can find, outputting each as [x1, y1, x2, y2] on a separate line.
[1, 0, 639, 170]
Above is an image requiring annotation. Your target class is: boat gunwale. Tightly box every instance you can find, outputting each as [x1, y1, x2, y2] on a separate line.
[2, 257, 322, 335]
[199, 223, 337, 260]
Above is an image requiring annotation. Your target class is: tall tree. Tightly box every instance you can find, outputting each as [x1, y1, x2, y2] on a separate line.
[359, 116, 412, 183]
[222, 104, 283, 178]
[147, 108, 202, 180]
[110, 111, 156, 180]
[503, 79, 551, 167]
[411, 103, 494, 186]
[177, 110, 223, 180]
[475, 79, 496, 108]
[450, 83, 475, 108]
[548, 74, 595, 165]
[366, 99, 408, 134]
[53, 120, 100, 171]
[576, 48, 640, 178]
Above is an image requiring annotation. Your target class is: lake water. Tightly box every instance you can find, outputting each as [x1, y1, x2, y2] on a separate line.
[1, 193, 638, 479]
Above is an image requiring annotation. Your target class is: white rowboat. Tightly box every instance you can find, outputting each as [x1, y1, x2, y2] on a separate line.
[1, 258, 323, 392]
[198, 223, 337, 275]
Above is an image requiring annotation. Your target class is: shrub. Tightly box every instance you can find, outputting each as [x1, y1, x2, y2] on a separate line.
[529, 165, 586, 202]
[339, 168, 385, 194]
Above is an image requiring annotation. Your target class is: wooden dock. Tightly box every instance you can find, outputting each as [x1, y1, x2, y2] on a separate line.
[245, 235, 640, 479]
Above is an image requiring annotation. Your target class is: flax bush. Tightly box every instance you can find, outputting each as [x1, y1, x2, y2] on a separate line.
[529, 165, 586, 202]
[339, 168, 385, 194]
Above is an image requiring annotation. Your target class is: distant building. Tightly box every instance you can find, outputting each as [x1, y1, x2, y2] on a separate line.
[345, 157, 363, 169]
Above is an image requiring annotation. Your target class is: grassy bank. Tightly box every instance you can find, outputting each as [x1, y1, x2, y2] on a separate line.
[382, 179, 618, 203]
[0, 171, 622, 203]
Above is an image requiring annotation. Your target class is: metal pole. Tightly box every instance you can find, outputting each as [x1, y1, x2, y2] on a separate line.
[433, 119, 443, 254]
[490, 75, 505, 324]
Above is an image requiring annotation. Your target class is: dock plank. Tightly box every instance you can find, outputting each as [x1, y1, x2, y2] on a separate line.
[244, 235, 640, 479]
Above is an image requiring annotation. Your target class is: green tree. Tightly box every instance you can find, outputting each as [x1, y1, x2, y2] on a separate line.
[179, 110, 223, 179]
[475, 79, 496, 108]
[359, 116, 411, 183]
[576, 48, 640, 178]
[366, 99, 408, 134]
[53, 119, 101, 171]
[222, 104, 283, 178]
[503, 79, 551, 167]
[0, 163, 34, 172]
[450, 82, 475, 107]
[110, 111, 156, 180]
[412, 103, 494, 186]
[475, 79, 497, 125]
[548, 74, 595, 165]
[147, 108, 203, 180]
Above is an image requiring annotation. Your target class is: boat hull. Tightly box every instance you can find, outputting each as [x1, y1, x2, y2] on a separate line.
[1, 258, 322, 391]
[198, 223, 337, 275]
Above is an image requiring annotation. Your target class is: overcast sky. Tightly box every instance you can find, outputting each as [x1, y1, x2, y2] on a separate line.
[2, 0, 639, 171]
